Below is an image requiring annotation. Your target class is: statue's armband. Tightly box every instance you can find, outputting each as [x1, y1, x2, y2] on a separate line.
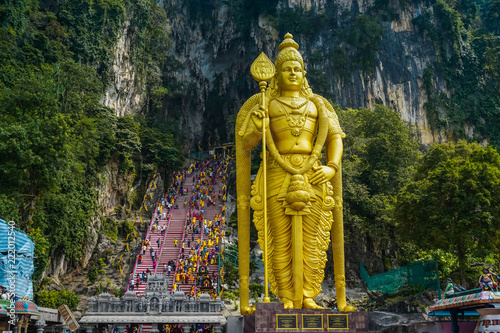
[236, 94, 262, 151]
[326, 109, 345, 141]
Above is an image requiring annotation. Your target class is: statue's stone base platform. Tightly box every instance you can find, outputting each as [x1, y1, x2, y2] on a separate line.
[243, 303, 378, 333]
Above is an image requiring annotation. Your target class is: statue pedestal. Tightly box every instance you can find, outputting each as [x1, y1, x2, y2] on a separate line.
[243, 302, 377, 333]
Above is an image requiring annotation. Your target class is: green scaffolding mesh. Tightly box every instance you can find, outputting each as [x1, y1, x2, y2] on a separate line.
[360, 259, 441, 298]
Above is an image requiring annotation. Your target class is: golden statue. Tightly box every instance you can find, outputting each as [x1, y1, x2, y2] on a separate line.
[236, 33, 353, 314]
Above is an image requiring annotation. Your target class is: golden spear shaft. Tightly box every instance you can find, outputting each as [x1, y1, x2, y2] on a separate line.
[251, 53, 275, 304]
[259, 80, 271, 303]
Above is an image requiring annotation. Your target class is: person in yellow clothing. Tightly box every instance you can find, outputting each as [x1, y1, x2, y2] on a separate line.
[173, 283, 177, 292]
[174, 238, 178, 246]
[176, 273, 180, 282]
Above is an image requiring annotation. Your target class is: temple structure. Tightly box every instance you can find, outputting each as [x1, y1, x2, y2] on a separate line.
[79, 274, 225, 333]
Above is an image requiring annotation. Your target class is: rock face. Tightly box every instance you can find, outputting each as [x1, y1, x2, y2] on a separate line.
[101, 20, 144, 117]
[104, 0, 449, 148]
[42, 159, 141, 278]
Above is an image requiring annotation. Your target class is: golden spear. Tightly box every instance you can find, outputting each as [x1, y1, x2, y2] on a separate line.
[250, 52, 275, 303]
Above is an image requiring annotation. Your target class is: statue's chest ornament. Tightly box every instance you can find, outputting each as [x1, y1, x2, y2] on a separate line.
[276, 98, 309, 137]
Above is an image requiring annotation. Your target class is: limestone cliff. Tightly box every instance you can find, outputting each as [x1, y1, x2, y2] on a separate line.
[103, 0, 450, 149]
[101, 20, 145, 117]
[42, 158, 164, 280]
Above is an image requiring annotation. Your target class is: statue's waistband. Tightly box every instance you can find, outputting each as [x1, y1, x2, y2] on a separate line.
[266, 153, 320, 170]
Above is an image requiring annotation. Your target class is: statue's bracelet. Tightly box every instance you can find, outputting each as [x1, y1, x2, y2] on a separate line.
[327, 162, 339, 172]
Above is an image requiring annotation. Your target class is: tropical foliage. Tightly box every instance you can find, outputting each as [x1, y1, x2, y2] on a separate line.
[0, 0, 183, 282]
[395, 141, 500, 283]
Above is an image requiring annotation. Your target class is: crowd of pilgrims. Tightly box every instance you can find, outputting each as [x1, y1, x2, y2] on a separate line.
[130, 156, 230, 302]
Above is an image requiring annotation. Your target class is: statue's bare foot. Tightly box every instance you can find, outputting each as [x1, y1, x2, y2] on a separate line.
[303, 298, 324, 309]
[338, 304, 356, 312]
[281, 297, 294, 309]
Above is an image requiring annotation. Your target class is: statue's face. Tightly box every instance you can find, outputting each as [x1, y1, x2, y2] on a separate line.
[279, 60, 304, 91]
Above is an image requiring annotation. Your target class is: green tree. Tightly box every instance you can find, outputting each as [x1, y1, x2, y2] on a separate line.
[36, 288, 80, 311]
[395, 140, 500, 284]
[222, 261, 239, 288]
[338, 105, 419, 250]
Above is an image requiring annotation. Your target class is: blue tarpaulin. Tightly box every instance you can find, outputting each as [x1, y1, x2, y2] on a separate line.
[0, 218, 34, 300]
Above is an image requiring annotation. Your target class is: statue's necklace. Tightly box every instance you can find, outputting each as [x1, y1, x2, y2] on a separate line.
[276, 97, 309, 136]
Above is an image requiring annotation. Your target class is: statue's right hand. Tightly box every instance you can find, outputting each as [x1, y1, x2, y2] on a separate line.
[251, 106, 269, 131]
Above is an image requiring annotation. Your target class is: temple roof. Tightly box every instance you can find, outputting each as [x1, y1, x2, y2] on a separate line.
[429, 291, 500, 311]
[79, 314, 227, 325]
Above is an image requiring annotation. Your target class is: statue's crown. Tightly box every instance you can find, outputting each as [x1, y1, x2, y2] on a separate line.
[276, 33, 303, 70]
[278, 33, 299, 51]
